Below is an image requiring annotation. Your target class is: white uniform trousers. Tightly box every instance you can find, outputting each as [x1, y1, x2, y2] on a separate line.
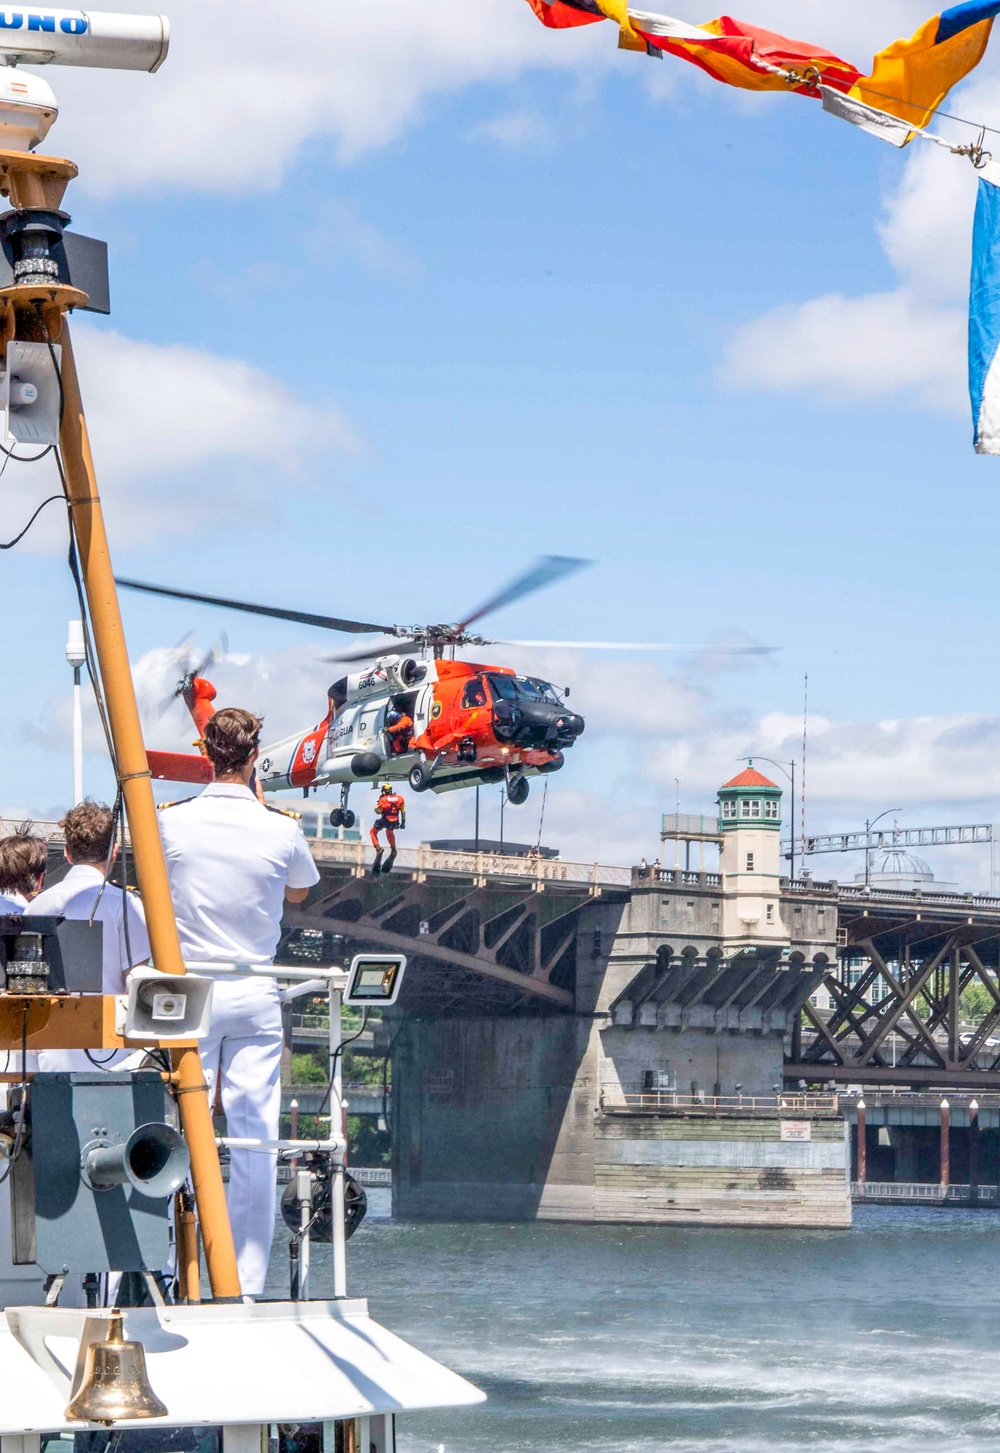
[199, 975, 283, 1297]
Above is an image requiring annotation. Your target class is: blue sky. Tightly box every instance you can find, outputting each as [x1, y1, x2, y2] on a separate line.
[3, 0, 1000, 886]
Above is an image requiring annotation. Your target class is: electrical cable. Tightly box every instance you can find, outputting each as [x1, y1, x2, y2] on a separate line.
[59, 450, 117, 771]
[0, 493, 61, 548]
[0, 441, 52, 463]
[0, 1007, 31, 1188]
[309, 1007, 372, 1123]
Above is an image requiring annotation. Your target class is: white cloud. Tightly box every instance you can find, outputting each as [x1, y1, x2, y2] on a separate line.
[465, 111, 547, 148]
[720, 63, 1000, 411]
[721, 287, 967, 410]
[2, 323, 358, 551]
[49, 0, 613, 197]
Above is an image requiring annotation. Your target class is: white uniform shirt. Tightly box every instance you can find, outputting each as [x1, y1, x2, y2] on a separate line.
[25, 864, 150, 994]
[0, 891, 26, 915]
[157, 782, 320, 964]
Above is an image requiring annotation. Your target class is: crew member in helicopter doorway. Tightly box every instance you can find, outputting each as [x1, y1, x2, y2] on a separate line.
[157, 708, 320, 1296]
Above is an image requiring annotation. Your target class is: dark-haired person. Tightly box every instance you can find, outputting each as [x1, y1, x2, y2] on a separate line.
[25, 801, 150, 1070]
[158, 706, 319, 1297]
[0, 829, 47, 913]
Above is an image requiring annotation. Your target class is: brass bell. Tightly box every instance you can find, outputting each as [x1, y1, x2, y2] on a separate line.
[65, 1312, 168, 1424]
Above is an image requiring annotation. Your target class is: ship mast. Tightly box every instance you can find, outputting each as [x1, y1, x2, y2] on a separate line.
[0, 86, 241, 1298]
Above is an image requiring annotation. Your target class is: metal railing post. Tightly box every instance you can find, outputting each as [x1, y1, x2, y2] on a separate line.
[330, 982, 347, 1298]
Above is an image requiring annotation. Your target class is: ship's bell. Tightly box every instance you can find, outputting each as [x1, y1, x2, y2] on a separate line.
[65, 1312, 168, 1424]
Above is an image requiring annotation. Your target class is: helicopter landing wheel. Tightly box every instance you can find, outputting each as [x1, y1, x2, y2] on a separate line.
[341, 809, 356, 830]
[409, 761, 434, 793]
[506, 775, 530, 807]
[329, 808, 345, 828]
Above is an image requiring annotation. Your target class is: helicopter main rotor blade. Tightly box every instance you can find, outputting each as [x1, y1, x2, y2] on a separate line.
[455, 556, 591, 634]
[499, 640, 778, 654]
[323, 638, 426, 665]
[116, 578, 397, 636]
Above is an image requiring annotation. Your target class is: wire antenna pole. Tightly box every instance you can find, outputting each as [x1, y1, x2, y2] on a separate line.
[801, 672, 808, 867]
[0, 149, 241, 1301]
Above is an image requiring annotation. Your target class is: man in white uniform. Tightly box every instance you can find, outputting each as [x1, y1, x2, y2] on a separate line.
[0, 831, 47, 914]
[157, 707, 319, 1296]
[26, 802, 150, 1070]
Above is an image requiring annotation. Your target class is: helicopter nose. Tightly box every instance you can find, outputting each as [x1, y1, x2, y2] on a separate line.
[557, 712, 585, 738]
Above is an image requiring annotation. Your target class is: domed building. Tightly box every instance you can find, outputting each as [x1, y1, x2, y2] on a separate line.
[855, 848, 956, 893]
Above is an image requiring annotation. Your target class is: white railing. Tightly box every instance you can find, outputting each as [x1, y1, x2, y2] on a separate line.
[0, 817, 63, 841]
[309, 837, 633, 888]
[603, 1091, 839, 1114]
[853, 1181, 999, 1203]
[352, 1166, 392, 1187]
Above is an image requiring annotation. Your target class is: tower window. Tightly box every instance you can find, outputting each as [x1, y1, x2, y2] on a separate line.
[764, 800, 779, 819]
[766, 903, 774, 922]
[746, 852, 755, 871]
[722, 799, 736, 819]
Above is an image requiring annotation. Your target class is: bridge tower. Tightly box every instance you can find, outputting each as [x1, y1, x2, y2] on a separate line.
[718, 766, 788, 950]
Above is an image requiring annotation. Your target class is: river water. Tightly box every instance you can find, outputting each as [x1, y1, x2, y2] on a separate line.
[333, 1206, 1000, 1453]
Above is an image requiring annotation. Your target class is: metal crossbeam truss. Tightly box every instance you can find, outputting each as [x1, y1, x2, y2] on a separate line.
[784, 824, 995, 856]
[793, 929, 1000, 1088]
[280, 870, 592, 1012]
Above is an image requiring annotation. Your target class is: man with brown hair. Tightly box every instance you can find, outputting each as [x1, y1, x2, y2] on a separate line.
[0, 830, 47, 913]
[25, 801, 150, 1071]
[158, 706, 319, 1296]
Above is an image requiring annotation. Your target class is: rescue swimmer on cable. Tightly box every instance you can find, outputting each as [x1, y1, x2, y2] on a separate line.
[370, 781, 406, 877]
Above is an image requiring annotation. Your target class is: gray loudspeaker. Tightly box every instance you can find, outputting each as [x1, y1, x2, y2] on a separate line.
[0, 340, 61, 449]
[12, 1073, 184, 1274]
[82, 1122, 189, 1199]
[124, 969, 213, 1041]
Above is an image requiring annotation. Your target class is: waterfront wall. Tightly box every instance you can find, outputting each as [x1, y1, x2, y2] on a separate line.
[390, 884, 845, 1228]
[594, 1111, 851, 1228]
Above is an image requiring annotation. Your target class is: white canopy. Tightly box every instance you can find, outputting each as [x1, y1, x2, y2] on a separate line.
[0, 1298, 484, 1434]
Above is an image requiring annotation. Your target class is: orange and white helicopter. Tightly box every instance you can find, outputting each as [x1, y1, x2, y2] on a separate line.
[119, 559, 770, 829]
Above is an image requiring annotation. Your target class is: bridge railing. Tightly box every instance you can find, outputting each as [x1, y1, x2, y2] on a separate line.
[853, 1181, 999, 1203]
[310, 837, 633, 889]
[784, 876, 1000, 910]
[602, 1091, 840, 1114]
[0, 817, 63, 841]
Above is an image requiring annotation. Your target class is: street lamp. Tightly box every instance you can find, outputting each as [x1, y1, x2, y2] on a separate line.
[65, 620, 86, 805]
[864, 807, 902, 888]
[738, 754, 796, 881]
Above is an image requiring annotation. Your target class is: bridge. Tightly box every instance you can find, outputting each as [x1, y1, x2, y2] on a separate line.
[277, 839, 631, 1016]
[19, 815, 1000, 1093]
[21, 806, 1000, 1223]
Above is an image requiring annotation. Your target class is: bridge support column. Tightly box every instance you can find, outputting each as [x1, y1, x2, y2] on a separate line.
[856, 1098, 866, 1184]
[970, 1099, 980, 1196]
[940, 1098, 950, 1190]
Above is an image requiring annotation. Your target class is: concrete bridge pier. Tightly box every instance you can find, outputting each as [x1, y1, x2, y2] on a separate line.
[391, 885, 850, 1227]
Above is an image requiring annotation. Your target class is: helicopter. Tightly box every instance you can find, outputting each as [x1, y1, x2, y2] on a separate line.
[118, 558, 772, 827]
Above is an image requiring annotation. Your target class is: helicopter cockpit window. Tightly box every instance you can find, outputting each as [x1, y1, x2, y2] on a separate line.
[488, 674, 560, 704]
[462, 677, 488, 709]
[487, 674, 519, 702]
[519, 677, 561, 704]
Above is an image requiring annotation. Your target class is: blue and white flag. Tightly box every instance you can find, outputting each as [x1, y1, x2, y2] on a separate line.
[969, 173, 1000, 454]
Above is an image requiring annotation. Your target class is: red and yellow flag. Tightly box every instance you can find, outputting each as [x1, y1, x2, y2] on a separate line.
[525, 1, 1000, 122]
